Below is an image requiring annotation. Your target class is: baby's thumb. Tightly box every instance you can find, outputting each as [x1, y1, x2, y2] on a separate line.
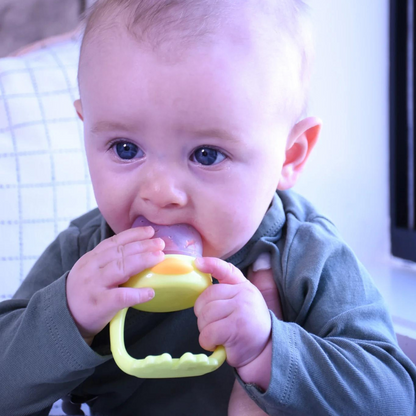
[195, 257, 246, 285]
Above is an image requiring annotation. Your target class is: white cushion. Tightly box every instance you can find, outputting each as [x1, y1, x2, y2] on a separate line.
[0, 34, 96, 301]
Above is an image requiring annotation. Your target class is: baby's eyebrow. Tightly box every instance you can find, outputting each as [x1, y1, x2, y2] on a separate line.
[89, 122, 241, 143]
[192, 128, 241, 144]
[90, 121, 132, 134]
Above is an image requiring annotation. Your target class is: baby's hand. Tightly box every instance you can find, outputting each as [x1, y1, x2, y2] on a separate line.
[66, 227, 165, 344]
[194, 257, 271, 372]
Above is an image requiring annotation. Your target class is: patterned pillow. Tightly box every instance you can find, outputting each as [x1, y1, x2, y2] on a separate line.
[0, 32, 96, 300]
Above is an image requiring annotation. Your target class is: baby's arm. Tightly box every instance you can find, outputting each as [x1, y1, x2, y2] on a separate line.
[196, 221, 416, 415]
[228, 253, 282, 416]
[194, 257, 273, 390]
[0, 225, 163, 414]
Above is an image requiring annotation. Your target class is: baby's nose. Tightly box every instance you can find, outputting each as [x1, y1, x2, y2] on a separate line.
[138, 165, 188, 208]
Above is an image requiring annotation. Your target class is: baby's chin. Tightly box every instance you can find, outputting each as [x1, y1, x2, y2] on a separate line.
[202, 241, 245, 260]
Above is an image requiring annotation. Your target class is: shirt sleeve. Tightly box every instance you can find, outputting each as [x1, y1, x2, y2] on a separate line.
[240, 216, 416, 415]
[0, 226, 110, 416]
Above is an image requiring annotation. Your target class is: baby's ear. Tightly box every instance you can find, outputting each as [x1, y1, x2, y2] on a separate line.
[277, 117, 322, 190]
[74, 99, 84, 121]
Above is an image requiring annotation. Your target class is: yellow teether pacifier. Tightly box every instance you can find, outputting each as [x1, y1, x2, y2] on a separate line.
[109, 218, 226, 378]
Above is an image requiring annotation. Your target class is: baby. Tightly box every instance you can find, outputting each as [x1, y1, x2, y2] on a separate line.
[1, 0, 415, 415]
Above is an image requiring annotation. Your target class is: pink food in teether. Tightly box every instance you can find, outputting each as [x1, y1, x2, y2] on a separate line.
[132, 216, 203, 257]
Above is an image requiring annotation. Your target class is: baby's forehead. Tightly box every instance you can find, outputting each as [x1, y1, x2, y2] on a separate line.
[79, 0, 311, 121]
[82, 0, 307, 55]
[82, 0, 230, 52]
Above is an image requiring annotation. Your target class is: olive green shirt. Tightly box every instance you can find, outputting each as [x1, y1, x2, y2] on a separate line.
[1, 191, 415, 415]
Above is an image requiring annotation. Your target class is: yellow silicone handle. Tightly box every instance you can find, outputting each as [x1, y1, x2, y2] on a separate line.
[110, 307, 226, 378]
[109, 255, 227, 378]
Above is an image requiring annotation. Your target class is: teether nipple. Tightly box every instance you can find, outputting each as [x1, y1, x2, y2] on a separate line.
[132, 216, 203, 257]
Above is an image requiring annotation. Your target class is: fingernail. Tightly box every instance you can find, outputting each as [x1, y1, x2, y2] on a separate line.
[156, 238, 165, 249]
[146, 288, 155, 299]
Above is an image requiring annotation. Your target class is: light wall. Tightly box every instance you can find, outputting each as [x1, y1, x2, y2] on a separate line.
[296, 1, 416, 359]
[294, 0, 390, 267]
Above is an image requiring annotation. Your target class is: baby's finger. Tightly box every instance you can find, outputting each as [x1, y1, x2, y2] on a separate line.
[194, 283, 237, 317]
[94, 226, 155, 255]
[195, 298, 234, 333]
[199, 319, 231, 352]
[100, 250, 164, 287]
[194, 257, 246, 285]
[95, 237, 165, 269]
[103, 287, 155, 319]
[123, 237, 165, 257]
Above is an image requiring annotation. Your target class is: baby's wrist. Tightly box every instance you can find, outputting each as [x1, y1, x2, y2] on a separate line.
[73, 322, 95, 346]
[236, 337, 272, 391]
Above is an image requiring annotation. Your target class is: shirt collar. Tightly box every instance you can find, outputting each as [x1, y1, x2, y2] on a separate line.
[226, 192, 286, 270]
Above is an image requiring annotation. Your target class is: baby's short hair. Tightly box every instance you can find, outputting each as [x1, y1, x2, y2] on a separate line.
[80, 0, 313, 122]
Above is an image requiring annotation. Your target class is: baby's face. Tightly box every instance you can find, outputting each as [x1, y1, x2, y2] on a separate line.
[77, 26, 293, 259]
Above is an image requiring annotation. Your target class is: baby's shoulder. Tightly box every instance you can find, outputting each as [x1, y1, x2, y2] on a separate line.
[65, 208, 110, 255]
[279, 190, 335, 228]
[277, 190, 344, 254]
[69, 208, 102, 230]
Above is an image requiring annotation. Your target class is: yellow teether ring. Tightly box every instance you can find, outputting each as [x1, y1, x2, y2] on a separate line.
[125, 255, 212, 313]
[109, 254, 227, 378]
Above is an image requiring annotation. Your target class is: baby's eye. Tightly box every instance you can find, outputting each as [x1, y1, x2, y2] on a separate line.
[112, 141, 144, 160]
[191, 147, 226, 166]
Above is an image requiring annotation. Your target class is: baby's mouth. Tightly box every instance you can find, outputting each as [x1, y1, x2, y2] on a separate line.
[132, 216, 203, 257]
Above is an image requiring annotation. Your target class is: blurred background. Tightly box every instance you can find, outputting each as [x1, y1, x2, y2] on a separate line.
[0, 0, 414, 358]
[0, 0, 92, 57]
[300, 0, 391, 269]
